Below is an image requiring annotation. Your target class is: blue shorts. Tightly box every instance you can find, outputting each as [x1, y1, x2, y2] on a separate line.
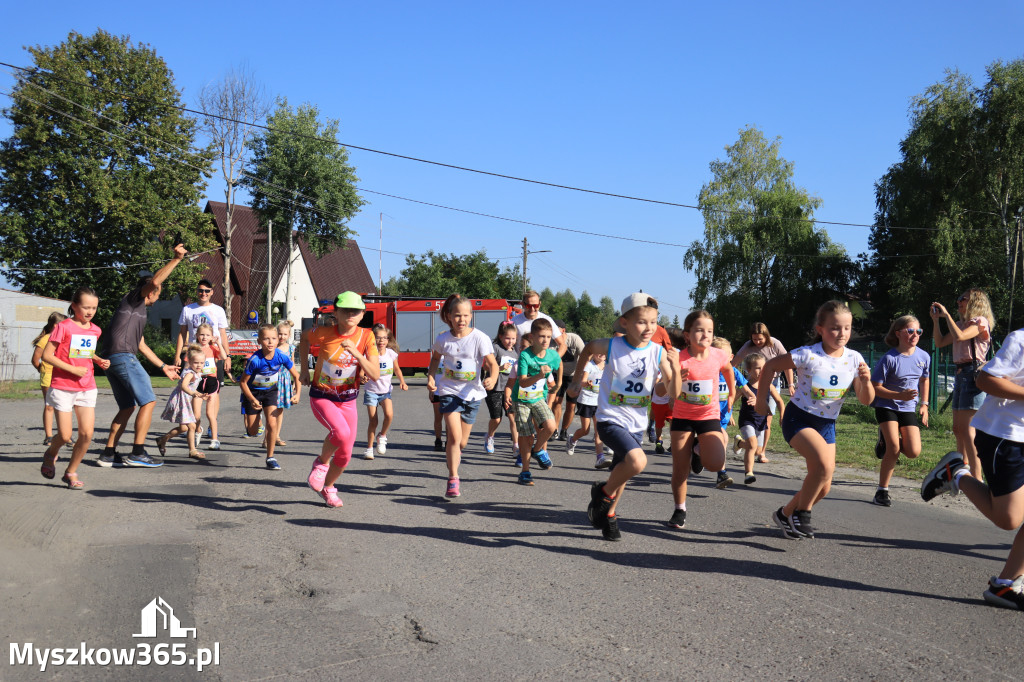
[106, 353, 157, 409]
[596, 421, 643, 470]
[781, 403, 836, 445]
[952, 366, 986, 411]
[363, 390, 393, 407]
[719, 408, 731, 429]
[438, 395, 481, 424]
[975, 430, 1024, 497]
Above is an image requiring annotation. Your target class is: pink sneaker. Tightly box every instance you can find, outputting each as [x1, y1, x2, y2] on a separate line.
[308, 460, 328, 493]
[320, 486, 343, 508]
[446, 477, 461, 497]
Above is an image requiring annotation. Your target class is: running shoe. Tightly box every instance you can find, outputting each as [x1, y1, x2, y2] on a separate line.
[655, 439, 664, 454]
[716, 472, 733, 489]
[872, 489, 892, 507]
[363, 447, 375, 460]
[595, 453, 613, 469]
[434, 437, 444, 452]
[666, 509, 686, 529]
[209, 439, 221, 451]
[566, 435, 577, 456]
[556, 429, 567, 441]
[535, 449, 553, 470]
[772, 507, 803, 540]
[97, 452, 124, 468]
[874, 427, 886, 459]
[690, 449, 703, 475]
[320, 486, 343, 508]
[43, 436, 52, 446]
[485, 436, 495, 454]
[603, 514, 621, 541]
[793, 510, 815, 538]
[123, 451, 162, 468]
[646, 421, 656, 443]
[517, 470, 534, 486]
[308, 460, 328, 493]
[983, 576, 1024, 611]
[733, 433, 744, 456]
[743, 473, 756, 485]
[588, 481, 612, 529]
[257, 425, 265, 436]
[266, 457, 281, 470]
[446, 477, 461, 497]
[377, 435, 388, 455]
[921, 451, 967, 501]
[515, 453, 522, 467]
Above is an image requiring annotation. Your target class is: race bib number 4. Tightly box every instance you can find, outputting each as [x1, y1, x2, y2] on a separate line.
[69, 334, 96, 359]
[443, 359, 477, 382]
[609, 376, 651, 408]
[679, 379, 714, 406]
[321, 361, 357, 389]
[811, 373, 847, 401]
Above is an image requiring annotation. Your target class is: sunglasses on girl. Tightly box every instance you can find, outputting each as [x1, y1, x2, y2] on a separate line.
[901, 328, 923, 336]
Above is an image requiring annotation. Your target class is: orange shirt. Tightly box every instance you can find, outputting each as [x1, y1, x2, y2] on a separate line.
[309, 325, 378, 402]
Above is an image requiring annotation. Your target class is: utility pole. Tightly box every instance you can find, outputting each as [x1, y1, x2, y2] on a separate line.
[266, 219, 273, 325]
[522, 237, 528, 300]
[379, 212, 384, 294]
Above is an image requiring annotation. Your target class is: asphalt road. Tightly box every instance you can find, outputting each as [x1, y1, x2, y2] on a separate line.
[1, 378, 1019, 681]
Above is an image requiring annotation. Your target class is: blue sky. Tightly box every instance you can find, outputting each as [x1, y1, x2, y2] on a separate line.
[2, 2, 1022, 320]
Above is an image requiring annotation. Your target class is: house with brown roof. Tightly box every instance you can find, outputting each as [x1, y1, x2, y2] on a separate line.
[148, 201, 375, 333]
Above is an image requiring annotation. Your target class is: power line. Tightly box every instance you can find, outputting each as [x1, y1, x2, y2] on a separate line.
[0, 59, 965, 234]
[2, 247, 224, 273]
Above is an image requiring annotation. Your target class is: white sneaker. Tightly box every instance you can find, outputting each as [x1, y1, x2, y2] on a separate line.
[485, 436, 495, 453]
[377, 435, 388, 455]
[209, 439, 221, 451]
[595, 452, 613, 469]
[566, 436, 577, 456]
[733, 434, 745, 456]
[363, 447, 375, 460]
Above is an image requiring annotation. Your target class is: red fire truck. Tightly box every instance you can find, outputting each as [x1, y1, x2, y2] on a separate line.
[303, 295, 519, 372]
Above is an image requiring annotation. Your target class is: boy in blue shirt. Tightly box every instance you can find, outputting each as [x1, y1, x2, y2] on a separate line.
[240, 323, 300, 470]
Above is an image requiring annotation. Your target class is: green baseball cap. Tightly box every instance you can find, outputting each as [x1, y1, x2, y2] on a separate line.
[334, 291, 365, 310]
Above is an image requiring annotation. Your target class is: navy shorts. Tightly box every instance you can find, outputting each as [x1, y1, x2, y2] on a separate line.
[241, 388, 279, 415]
[781, 404, 836, 445]
[952, 366, 986, 411]
[596, 421, 643, 470]
[438, 395, 481, 424]
[975, 430, 1024, 497]
[670, 417, 722, 435]
[106, 353, 157, 409]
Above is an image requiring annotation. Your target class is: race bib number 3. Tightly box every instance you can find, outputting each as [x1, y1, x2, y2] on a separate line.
[443, 359, 477, 382]
[609, 376, 651, 408]
[811, 373, 847, 401]
[679, 379, 713, 406]
[69, 334, 95, 359]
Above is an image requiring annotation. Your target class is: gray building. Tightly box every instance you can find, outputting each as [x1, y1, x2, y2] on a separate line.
[0, 289, 70, 382]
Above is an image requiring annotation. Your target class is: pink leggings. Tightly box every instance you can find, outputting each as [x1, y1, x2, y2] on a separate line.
[311, 396, 358, 467]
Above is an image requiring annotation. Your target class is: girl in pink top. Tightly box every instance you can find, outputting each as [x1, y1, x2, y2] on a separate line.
[666, 311, 735, 529]
[40, 287, 111, 489]
[931, 288, 996, 480]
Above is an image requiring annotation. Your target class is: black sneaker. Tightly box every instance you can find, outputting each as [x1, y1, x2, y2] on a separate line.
[556, 429, 568, 441]
[872, 489, 892, 507]
[921, 451, 966, 501]
[716, 472, 733, 489]
[744, 473, 756, 485]
[666, 509, 686, 529]
[874, 427, 886, 459]
[655, 439, 664, 454]
[772, 507, 802, 540]
[588, 481, 612, 529]
[983, 576, 1024, 611]
[603, 515, 621, 541]
[97, 451, 125, 468]
[123, 451, 162, 468]
[434, 437, 444, 452]
[646, 422, 656, 443]
[793, 510, 815, 538]
[690, 449, 703, 475]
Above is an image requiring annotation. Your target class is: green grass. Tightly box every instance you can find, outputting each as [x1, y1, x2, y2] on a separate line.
[727, 396, 956, 481]
[0, 377, 178, 400]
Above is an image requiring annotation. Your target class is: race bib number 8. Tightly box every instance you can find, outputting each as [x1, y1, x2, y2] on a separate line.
[810, 373, 847, 401]
[69, 334, 95, 359]
[679, 379, 713, 406]
[202, 358, 217, 376]
[609, 376, 651, 408]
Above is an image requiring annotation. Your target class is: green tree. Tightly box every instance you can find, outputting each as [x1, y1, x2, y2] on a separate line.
[381, 250, 523, 299]
[0, 30, 215, 318]
[686, 126, 854, 348]
[869, 60, 1024, 332]
[242, 98, 364, 257]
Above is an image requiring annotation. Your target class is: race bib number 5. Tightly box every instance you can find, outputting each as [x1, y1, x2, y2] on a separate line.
[810, 373, 847, 401]
[679, 379, 713, 406]
[69, 334, 95, 359]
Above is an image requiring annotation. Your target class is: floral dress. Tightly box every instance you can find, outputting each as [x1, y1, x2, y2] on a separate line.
[162, 369, 201, 424]
[277, 343, 294, 409]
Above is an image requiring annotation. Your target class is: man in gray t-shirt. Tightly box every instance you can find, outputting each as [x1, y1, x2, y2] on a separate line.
[551, 319, 585, 440]
[99, 243, 187, 468]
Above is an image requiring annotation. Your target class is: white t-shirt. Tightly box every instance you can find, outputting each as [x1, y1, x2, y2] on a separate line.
[577, 360, 604, 407]
[596, 337, 662, 433]
[511, 311, 563, 342]
[973, 329, 1024, 441]
[788, 343, 865, 420]
[432, 328, 495, 401]
[363, 348, 398, 395]
[178, 303, 229, 342]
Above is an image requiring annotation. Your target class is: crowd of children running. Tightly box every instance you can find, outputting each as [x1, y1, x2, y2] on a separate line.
[28, 284, 1024, 612]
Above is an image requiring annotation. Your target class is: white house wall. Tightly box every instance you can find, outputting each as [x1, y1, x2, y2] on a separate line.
[274, 245, 319, 330]
[0, 289, 70, 382]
